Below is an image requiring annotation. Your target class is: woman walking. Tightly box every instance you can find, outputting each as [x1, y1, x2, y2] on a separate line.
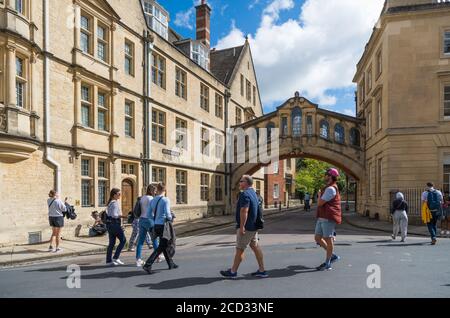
[105, 188, 127, 266]
[47, 190, 67, 253]
[441, 193, 450, 237]
[391, 192, 409, 242]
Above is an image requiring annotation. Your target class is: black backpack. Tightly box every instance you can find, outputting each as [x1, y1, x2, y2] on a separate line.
[100, 210, 108, 223]
[255, 195, 265, 230]
[64, 203, 77, 220]
[132, 197, 142, 218]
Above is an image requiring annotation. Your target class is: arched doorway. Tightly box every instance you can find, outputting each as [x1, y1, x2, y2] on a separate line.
[121, 179, 134, 219]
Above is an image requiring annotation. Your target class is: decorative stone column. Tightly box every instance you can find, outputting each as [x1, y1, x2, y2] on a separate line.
[6, 44, 16, 108]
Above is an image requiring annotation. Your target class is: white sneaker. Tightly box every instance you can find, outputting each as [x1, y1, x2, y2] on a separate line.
[441, 230, 445, 236]
[136, 259, 144, 267]
[48, 246, 55, 252]
[446, 231, 450, 236]
[113, 259, 125, 266]
[54, 248, 63, 253]
[156, 255, 165, 263]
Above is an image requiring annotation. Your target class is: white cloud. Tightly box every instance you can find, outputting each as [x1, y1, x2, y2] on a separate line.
[249, 0, 260, 10]
[214, 0, 385, 110]
[220, 4, 229, 16]
[215, 20, 246, 50]
[174, 7, 195, 30]
[343, 108, 356, 117]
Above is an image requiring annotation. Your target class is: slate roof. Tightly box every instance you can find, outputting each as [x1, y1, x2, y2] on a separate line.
[209, 45, 245, 85]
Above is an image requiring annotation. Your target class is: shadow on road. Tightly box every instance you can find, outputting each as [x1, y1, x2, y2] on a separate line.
[26, 264, 136, 273]
[376, 242, 430, 247]
[60, 269, 163, 280]
[135, 265, 317, 290]
[356, 240, 393, 244]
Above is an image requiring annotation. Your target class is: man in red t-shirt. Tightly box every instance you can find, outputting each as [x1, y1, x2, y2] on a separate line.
[315, 168, 342, 271]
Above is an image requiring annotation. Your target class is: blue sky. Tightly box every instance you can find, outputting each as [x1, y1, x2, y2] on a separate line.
[156, 0, 385, 116]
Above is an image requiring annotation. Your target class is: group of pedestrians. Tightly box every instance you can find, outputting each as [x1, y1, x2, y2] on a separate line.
[390, 182, 450, 245]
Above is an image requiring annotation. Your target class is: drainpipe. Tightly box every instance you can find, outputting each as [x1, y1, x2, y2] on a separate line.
[43, 0, 61, 193]
[224, 89, 232, 213]
[143, 31, 153, 187]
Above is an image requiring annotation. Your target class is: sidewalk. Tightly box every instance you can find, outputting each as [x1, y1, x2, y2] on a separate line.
[0, 205, 299, 268]
[343, 212, 431, 237]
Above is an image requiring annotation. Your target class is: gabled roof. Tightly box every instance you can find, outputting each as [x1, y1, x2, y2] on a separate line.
[93, 0, 121, 20]
[210, 45, 245, 85]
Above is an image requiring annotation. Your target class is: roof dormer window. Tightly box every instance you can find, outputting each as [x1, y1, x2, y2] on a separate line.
[143, 0, 169, 40]
[191, 41, 209, 71]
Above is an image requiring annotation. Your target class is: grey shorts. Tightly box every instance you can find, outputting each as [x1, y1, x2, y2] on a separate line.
[49, 216, 64, 228]
[236, 230, 259, 250]
[315, 219, 336, 238]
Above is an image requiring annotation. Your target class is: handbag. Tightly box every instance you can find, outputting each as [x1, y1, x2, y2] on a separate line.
[151, 197, 163, 237]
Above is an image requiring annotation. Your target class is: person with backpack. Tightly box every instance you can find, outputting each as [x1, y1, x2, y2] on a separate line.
[315, 168, 342, 271]
[391, 192, 409, 242]
[127, 194, 153, 253]
[47, 190, 67, 253]
[135, 185, 162, 267]
[422, 182, 443, 245]
[105, 188, 127, 266]
[143, 183, 178, 274]
[220, 175, 267, 279]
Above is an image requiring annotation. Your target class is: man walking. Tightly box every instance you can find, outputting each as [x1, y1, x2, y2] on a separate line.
[220, 175, 267, 279]
[304, 192, 311, 211]
[422, 182, 443, 245]
[315, 168, 342, 271]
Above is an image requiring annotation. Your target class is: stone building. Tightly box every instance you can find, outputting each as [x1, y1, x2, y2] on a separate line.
[354, 0, 450, 220]
[0, 0, 265, 246]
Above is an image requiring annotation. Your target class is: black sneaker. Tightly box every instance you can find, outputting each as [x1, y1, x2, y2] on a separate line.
[220, 269, 238, 279]
[316, 263, 332, 271]
[250, 270, 269, 278]
[143, 265, 153, 274]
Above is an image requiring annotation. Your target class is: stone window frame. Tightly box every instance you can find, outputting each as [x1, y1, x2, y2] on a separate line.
[375, 47, 383, 80]
[80, 12, 94, 56]
[96, 22, 109, 63]
[273, 183, 280, 200]
[175, 67, 187, 100]
[214, 175, 224, 202]
[176, 169, 188, 205]
[255, 181, 261, 196]
[441, 27, 450, 59]
[201, 127, 210, 156]
[79, 80, 111, 132]
[200, 82, 209, 112]
[151, 52, 166, 89]
[358, 77, 365, 105]
[151, 166, 166, 185]
[376, 156, 383, 200]
[14, 0, 29, 19]
[235, 107, 242, 124]
[175, 117, 188, 150]
[152, 108, 166, 145]
[15, 54, 28, 109]
[375, 95, 382, 133]
[81, 157, 94, 207]
[441, 79, 450, 120]
[240, 74, 244, 97]
[215, 93, 223, 119]
[253, 85, 256, 106]
[124, 100, 134, 138]
[96, 90, 109, 132]
[367, 110, 373, 140]
[366, 65, 373, 94]
[97, 159, 109, 207]
[200, 173, 210, 201]
[246, 79, 252, 102]
[81, 83, 94, 128]
[334, 123, 345, 144]
[215, 133, 224, 160]
[124, 39, 135, 76]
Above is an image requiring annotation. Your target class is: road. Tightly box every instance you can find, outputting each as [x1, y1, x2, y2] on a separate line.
[1, 208, 450, 298]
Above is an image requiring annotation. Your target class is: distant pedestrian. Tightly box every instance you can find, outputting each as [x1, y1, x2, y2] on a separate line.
[391, 192, 409, 242]
[47, 190, 67, 253]
[143, 183, 178, 274]
[304, 192, 311, 211]
[422, 182, 443, 245]
[220, 175, 267, 279]
[105, 188, 127, 266]
[136, 185, 162, 267]
[315, 168, 342, 271]
[441, 193, 450, 237]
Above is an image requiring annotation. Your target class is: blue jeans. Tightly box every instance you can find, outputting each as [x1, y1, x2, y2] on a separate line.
[106, 221, 126, 263]
[136, 217, 159, 260]
[427, 211, 438, 240]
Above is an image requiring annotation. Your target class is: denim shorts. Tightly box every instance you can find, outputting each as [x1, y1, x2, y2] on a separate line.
[315, 219, 336, 238]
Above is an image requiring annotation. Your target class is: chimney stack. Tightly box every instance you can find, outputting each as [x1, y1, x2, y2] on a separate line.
[196, 0, 211, 48]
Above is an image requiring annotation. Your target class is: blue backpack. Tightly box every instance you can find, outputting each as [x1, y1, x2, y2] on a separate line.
[427, 191, 441, 211]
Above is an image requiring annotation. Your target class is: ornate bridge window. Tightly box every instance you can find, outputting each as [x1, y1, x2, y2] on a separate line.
[319, 120, 329, 139]
[266, 122, 276, 141]
[350, 128, 361, 147]
[292, 107, 302, 137]
[281, 117, 288, 137]
[334, 124, 345, 144]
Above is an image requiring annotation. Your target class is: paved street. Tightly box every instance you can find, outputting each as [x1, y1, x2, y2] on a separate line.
[1, 208, 450, 298]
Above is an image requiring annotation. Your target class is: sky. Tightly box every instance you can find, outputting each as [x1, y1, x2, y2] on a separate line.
[156, 0, 386, 116]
